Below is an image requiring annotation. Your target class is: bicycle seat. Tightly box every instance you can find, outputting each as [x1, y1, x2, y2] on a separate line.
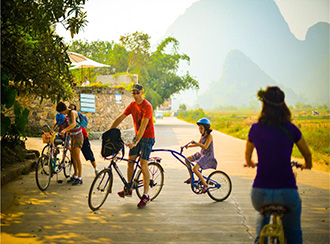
[260, 205, 288, 216]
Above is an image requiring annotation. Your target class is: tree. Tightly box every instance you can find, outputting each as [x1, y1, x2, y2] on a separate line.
[1, 0, 87, 153]
[119, 31, 151, 74]
[68, 33, 199, 110]
[141, 37, 199, 109]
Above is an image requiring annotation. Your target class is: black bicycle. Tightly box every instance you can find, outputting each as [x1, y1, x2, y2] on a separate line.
[88, 149, 164, 211]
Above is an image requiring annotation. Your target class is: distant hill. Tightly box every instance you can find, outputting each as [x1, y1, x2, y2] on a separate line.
[163, 0, 329, 107]
[197, 50, 300, 107]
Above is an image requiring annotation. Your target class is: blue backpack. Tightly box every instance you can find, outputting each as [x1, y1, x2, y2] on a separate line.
[70, 110, 88, 128]
[77, 111, 88, 128]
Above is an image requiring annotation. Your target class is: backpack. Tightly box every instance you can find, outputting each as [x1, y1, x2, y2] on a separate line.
[77, 111, 88, 128]
[70, 110, 88, 128]
[101, 128, 124, 157]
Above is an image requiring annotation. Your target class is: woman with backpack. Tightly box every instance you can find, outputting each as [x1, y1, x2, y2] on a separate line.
[69, 104, 98, 176]
[56, 102, 84, 186]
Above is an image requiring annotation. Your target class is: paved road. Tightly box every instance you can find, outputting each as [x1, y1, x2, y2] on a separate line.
[1, 117, 329, 243]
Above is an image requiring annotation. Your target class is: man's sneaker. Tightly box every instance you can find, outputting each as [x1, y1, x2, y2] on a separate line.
[137, 194, 150, 208]
[67, 176, 76, 183]
[72, 178, 83, 185]
[94, 169, 99, 176]
[117, 189, 132, 198]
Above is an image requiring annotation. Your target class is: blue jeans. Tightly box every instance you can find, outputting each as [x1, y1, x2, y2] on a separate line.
[251, 187, 302, 244]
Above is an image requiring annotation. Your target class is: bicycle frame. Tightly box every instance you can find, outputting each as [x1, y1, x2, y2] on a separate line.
[48, 132, 70, 174]
[152, 147, 220, 194]
[105, 155, 143, 192]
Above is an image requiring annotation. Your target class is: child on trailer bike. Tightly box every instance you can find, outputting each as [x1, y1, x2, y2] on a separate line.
[184, 117, 218, 193]
[245, 86, 312, 244]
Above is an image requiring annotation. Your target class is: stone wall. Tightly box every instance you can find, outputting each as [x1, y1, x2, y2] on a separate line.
[22, 87, 134, 139]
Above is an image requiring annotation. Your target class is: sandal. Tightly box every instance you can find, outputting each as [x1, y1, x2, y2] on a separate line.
[201, 185, 209, 194]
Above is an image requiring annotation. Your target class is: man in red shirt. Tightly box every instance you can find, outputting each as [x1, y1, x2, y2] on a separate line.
[110, 84, 155, 208]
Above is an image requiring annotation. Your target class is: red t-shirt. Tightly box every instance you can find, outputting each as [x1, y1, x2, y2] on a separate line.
[124, 99, 155, 138]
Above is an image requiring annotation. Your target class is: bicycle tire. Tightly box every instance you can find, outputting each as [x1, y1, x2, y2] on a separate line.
[41, 144, 50, 156]
[135, 162, 164, 201]
[35, 155, 52, 191]
[206, 170, 232, 202]
[63, 154, 72, 178]
[88, 169, 113, 211]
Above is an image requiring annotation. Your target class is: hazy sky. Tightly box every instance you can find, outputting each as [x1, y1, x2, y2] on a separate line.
[56, 0, 329, 44]
[275, 0, 329, 40]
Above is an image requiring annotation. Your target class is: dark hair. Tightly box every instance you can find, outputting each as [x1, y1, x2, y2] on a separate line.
[69, 103, 77, 110]
[258, 86, 291, 125]
[200, 124, 213, 135]
[56, 102, 67, 112]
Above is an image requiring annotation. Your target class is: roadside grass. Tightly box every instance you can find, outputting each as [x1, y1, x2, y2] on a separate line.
[178, 110, 329, 172]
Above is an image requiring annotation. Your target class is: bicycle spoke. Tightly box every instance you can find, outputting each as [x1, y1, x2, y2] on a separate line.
[135, 162, 164, 201]
[35, 155, 51, 191]
[206, 170, 232, 202]
[88, 170, 112, 211]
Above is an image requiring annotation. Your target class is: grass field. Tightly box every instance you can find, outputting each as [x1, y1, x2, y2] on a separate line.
[178, 109, 330, 172]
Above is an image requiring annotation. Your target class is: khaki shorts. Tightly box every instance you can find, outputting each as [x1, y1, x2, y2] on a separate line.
[71, 133, 83, 149]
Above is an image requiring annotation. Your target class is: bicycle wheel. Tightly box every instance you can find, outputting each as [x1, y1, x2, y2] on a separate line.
[63, 153, 72, 178]
[35, 155, 52, 191]
[88, 169, 113, 211]
[206, 170, 232, 202]
[135, 162, 164, 201]
[41, 144, 50, 156]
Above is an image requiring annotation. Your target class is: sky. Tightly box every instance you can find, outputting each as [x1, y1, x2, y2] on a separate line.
[56, 0, 200, 45]
[56, 0, 330, 45]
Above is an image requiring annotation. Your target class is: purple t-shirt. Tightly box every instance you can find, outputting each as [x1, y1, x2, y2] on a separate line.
[248, 121, 302, 189]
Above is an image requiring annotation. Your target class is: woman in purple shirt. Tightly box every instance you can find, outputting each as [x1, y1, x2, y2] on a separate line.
[245, 86, 312, 244]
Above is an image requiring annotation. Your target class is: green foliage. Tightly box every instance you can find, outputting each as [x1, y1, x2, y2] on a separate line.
[1, 0, 87, 160]
[69, 34, 199, 110]
[1, 69, 30, 139]
[1, 0, 88, 102]
[179, 109, 330, 169]
[142, 37, 199, 109]
[179, 104, 187, 111]
[120, 31, 150, 74]
[177, 108, 206, 123]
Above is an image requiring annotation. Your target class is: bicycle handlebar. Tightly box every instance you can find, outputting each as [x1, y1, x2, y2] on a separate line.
[180, 141, 195, 154]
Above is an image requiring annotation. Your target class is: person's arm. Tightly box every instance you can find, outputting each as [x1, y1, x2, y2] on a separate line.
[61, 111, 77, 134]
[110, 113, 127, 129]
[128, 117, 149, 149]
[190, 134, 213, 150]
[296, 136, 312, 169]
[186, 137, 201, 148]
[245, 140, 255, 167]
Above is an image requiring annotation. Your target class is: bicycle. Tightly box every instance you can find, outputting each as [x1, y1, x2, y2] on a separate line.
[246, 161, 302, 244]
[152, 141, 232, 202]
[36, 130, 72, 191]
[88, 149, 165, 211]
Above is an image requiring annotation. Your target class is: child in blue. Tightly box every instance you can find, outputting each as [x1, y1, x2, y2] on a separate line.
[184, 117, 218, 193]
[53, 113, 70, 147]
